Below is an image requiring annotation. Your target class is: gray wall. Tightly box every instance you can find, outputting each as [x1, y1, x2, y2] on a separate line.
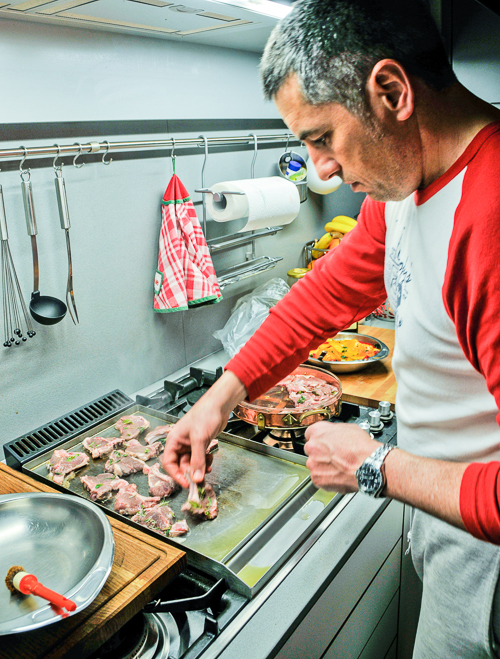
[0, 18, 364, 453]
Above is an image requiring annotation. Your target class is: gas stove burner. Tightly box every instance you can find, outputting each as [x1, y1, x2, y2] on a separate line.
[265, 427, 307, 452]
[186, 387, 209, 406]
[88, 612, 168, 659]
[269, 428, 306, 440]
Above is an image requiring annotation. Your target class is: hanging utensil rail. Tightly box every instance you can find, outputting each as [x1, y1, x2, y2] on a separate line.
[0, 134, 298, 162]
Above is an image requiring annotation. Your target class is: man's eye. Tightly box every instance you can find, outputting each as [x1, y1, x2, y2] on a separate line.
[312, 135, 328, 147]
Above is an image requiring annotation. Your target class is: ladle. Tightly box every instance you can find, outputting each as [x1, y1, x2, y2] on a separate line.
[20, 150, 67, 325]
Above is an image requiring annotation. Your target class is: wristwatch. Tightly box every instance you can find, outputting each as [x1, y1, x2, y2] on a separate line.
[355, 443, 395, 498]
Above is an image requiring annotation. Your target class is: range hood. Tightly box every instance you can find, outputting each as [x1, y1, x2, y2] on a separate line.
[0, 0, 292, 52]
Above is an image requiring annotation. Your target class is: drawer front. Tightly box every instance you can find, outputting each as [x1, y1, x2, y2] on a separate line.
[275, 501, 403, 659]
[358, 590, 399, 659]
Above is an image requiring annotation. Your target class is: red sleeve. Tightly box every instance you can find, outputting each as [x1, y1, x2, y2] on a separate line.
[226, 197, 387, 401]
[443, 124, 500, 540]
[460, 462, 500, 543]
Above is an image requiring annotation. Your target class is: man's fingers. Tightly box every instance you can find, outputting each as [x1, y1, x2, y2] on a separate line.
[190, 439, 208, 483]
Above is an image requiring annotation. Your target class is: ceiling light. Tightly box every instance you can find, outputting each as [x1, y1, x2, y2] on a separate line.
[208, 0, 292, 19]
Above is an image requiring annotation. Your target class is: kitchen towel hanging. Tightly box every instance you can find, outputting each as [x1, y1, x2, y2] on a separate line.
[154, 174, 222, 312]
[207, 176, 300, 233]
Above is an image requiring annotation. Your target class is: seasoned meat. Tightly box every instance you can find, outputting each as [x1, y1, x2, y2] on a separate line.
[82, 436, 124, 459]
[125, 439, 162, 462]
[47, 449, 89, 485]
[170, 520, 190, 537]
[278, 374, 338, 411]
[114, 483, 160, 515]
[104, 450, 146, 477]
[181, 471, 218, 520]
[144, 425, 173, 445]
[132, 504, 189, 537]
[80, 473, 127, 501]
[143, 462, 180, 498]
[115, 415, 150, 440]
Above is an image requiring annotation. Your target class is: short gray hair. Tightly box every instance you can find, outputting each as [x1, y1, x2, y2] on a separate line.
[261, 0, 456, 117]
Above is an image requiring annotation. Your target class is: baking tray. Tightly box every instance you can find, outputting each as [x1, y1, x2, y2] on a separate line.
[23, 405, 311, 564]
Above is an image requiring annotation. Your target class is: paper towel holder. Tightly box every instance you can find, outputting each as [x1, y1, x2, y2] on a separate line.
[195, 187, 245, 212]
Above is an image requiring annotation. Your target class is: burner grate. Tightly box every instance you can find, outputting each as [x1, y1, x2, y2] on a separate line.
[4, 390, 133, 470]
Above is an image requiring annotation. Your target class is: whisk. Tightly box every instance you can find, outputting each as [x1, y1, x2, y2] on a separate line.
[0, 184, 35, 347]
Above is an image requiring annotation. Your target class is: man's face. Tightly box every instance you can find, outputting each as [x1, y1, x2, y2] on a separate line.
[274, 76, 421, 202]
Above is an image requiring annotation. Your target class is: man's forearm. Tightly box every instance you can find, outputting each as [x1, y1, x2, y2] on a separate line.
[384, 449, 469, 529]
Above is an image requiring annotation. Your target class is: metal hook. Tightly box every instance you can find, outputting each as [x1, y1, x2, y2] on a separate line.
[200, 135, 208, 188]
[102, 140, 113, 165]
[73, 143, 85, 169]
[53, 144, 64, 176]
[170, 137, 176, 175]
[19, 146, 31, 182]
[250, 133, 258, 178]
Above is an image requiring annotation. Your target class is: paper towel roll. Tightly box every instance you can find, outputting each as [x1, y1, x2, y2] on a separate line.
[207, 177, 300, 232]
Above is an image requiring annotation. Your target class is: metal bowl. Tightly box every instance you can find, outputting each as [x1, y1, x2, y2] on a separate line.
[0, 492, 114, 635]
[307, 332, 390, 374]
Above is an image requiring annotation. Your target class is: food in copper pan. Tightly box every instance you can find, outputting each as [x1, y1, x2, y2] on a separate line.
[80, 473, 128, 501]
[104, 450, 146, 477]
[47, 449, 90, 485]
[114, 414, 151, 440]
[143, 462, 180, 498]
[277, 373, 338, 411]
[132, 502, 189, 537]
[82, 436, 125, 459]
[114, 483, 160, 515]
[144, 424, 173, 445]
[124, 439, 162, 461]
[182, 471, 218, 520]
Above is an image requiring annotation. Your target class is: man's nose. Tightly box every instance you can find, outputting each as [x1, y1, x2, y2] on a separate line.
[310, 153, 341, 181]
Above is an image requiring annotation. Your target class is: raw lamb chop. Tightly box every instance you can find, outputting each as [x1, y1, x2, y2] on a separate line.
[131, 504, 189, 537]
[124, 439, 162, 462]
[47, 449, 89, 485]
[181, 471, 218, 520]
[144, 425, 173, 445]
[82, 436, 124, 459]
[80, 473, 128, 501]
[170, 520, 190, 537]
[143, 462, 180, 498]
[114, 415, 150, 440]
[104, 450, 146, 477]
[114, 483, 160, 515]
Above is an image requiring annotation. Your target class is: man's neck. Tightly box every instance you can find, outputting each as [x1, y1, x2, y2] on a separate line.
[415, 82, 500, 188]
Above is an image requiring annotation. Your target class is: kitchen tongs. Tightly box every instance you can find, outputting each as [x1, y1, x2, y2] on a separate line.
[54, 163, 79, 325]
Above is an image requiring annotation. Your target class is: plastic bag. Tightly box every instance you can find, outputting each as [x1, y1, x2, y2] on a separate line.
[213, 278, 290, 358]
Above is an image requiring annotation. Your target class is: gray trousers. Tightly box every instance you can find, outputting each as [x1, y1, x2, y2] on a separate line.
[411, 510, 500, 658]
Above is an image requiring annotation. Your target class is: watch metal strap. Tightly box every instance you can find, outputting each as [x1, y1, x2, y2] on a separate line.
[369, 443, 395, 469]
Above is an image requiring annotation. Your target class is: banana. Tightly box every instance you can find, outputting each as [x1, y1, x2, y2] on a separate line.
[324, 215, 357, 233]
[312, 232, 333, 258]
[324, 221, 355, 234]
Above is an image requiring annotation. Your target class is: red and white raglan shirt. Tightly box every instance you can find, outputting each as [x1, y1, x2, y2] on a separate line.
[226, 121, 500, 544]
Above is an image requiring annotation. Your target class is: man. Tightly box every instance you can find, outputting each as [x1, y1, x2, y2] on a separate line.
[163, 0, 500, 656]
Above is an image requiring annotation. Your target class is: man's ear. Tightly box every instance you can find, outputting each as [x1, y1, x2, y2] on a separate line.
[366, 59, 414, 122]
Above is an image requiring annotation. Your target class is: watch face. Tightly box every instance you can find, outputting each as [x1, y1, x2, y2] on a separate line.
[357, 463, 383, 496]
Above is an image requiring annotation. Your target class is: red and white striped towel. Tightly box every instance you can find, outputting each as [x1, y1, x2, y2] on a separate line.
[154, 174, 222, 312]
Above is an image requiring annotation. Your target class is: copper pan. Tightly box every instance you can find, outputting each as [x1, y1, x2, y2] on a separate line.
[233, 364, 342, 431]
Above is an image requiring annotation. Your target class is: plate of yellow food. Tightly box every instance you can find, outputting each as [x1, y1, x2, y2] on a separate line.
[307, 332, 390, 373]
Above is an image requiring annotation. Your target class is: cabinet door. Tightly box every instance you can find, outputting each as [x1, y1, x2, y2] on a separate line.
[275, 501, 403, 659]
[321, 542, 400, 659]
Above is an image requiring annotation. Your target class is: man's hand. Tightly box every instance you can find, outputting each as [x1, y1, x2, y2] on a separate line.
[161, 370, 247, 488]
[304, 421, 380, 492]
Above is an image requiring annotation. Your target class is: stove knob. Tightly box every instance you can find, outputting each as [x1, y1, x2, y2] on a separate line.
[378, 401, 394, 422]
[368, 410, 384, 434]
[357, 420, 374, 439]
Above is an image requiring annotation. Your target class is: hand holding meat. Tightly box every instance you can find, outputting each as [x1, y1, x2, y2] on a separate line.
[304, 422, 380, 493]
[162, 370, 247, 488]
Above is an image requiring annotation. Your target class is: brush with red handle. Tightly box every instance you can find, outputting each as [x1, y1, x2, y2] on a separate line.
[5, 565, 77, 615]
